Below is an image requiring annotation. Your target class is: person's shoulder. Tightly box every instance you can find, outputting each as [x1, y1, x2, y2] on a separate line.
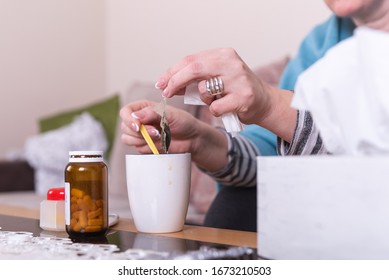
[309, 15, 355, 42]
[313, 15, 341, 32]
[301, 15, 355, 60]
[278, 15, 355, 89]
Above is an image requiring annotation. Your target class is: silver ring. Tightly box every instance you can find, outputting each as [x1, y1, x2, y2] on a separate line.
[206, 76, 224, 96]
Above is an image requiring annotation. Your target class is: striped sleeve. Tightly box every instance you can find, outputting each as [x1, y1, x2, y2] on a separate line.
[277, 110, 330, 155]
[203, 129, 260, 187]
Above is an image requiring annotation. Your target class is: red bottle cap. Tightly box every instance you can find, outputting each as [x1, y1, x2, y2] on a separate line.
[47, 188, 65, 201]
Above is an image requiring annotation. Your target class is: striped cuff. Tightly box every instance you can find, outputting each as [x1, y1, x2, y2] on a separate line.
[278, 110, 329, 155]
[202, 129, 260, 187]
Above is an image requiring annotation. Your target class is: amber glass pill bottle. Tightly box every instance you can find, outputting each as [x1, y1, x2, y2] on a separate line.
[65, 151, 108, 239]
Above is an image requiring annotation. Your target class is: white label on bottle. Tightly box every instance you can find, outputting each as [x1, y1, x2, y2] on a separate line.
[65, 182, 70, 225]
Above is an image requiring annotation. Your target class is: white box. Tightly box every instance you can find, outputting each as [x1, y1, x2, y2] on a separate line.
[257, 155, 389, 260]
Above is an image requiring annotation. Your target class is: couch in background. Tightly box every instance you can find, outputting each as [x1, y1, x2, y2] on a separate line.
[0, 55, 289, 225]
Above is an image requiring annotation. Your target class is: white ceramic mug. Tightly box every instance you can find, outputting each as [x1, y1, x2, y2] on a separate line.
[126, 153, 191, 233]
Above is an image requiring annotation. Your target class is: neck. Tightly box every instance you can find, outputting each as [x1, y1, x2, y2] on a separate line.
[352, 1, 389, 32]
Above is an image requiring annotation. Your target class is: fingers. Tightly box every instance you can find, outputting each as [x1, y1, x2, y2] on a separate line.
[208, 94, 238, 117]
[121, 133, 161, 154]
[161, 62, 214, 98]
[153, 47, 270, 125]
[120, 101, 160, 128]
[155, 52, 203, 90]
[121, 120, 162, 153]
[197, 80, 216, 105]
[120, 100, 163, 153]
[120, 121, 160, 139]
[156, 49, 232, 98]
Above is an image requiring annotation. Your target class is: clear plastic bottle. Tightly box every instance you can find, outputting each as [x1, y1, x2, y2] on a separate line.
[65, 151, 108, 239]
[40, 187, 65, 231]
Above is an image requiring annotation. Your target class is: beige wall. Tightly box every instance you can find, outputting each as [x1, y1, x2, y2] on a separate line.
[0, 0, 331, 158]
[0, 0, 106, 158]
[106, 0, 331, 95]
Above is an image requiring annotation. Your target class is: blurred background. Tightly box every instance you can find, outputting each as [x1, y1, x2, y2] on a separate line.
[0, 0, 330, 158]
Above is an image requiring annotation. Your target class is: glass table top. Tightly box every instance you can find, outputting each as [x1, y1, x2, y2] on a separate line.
[0, 214, 258, 260]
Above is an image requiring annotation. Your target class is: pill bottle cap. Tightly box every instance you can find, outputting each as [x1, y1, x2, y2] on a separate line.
[68, 151, 104, 162]
[47, 188, 65, 201]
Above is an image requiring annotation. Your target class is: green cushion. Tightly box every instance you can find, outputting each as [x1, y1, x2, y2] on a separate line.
[38, 94, 120, 161]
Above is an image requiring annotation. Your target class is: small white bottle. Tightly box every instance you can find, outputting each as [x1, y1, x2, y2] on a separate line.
[40, 187, 65, 231]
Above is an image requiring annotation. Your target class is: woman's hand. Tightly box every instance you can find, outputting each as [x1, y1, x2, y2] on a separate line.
[120, 100, 229, 171]
[155, 48, 273, 124]
[154, 48, 296, 142]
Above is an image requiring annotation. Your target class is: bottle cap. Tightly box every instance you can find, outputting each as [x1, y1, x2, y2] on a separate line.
[47, 188, 65, 201]
[68, 151, 104, 162]
[69, 151, 103, 157]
